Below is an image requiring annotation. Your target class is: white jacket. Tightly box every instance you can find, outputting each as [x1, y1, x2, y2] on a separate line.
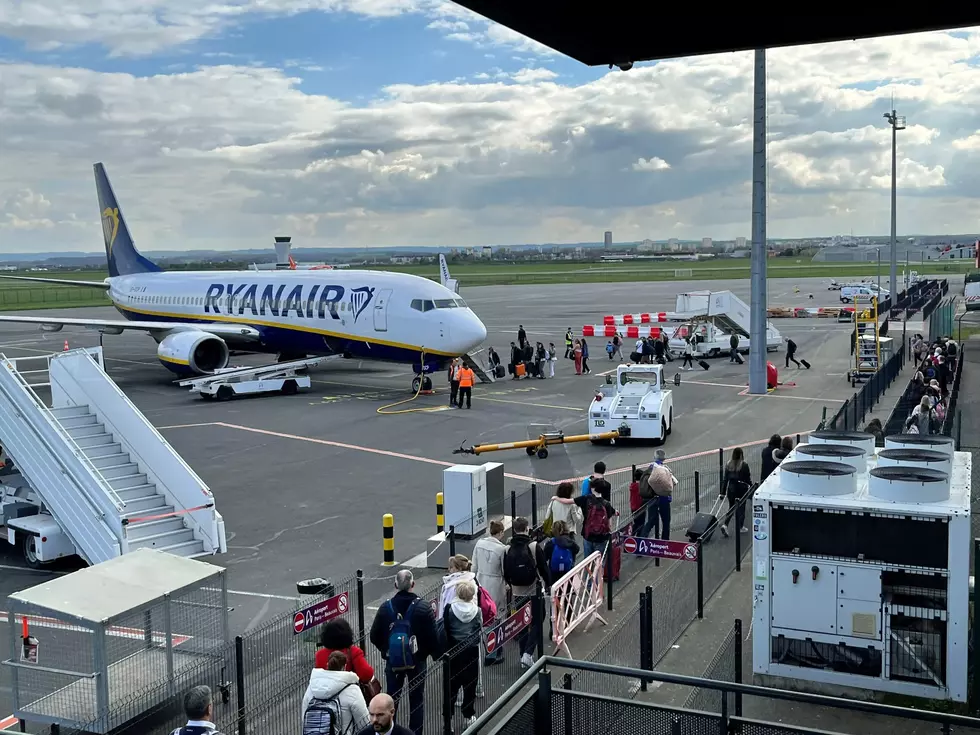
[471, 535, 508, 611]
[544, 496, 584, 538]
[301, 669, 368, 734]
[437, 570, 476, 620]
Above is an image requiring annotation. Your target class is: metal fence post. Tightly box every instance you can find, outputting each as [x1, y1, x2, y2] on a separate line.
[235, 635, 246, 735]
[645, 585, 654, 672]
[356, 569, 366, 650]
[449, 525, 456, 557]
[639, 590, 649, 692]
[535, 669, 553, 734]
[735, 503, 742, 573]
[696, 539, 704, 620]
[694, 471, 701, 514]
[734, 618, 744, 717]
[562, 673, 573, 735]
[531, 483, 538, 528]
[442, 654, 453, 735]
[605, 543, 614, 611]
[718, 448, 724, 489]
[511, 490, 517, 523]
[534, 581, 546, 660]
[852, 391, 859, 429]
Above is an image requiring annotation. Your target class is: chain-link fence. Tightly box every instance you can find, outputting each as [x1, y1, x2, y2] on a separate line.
[684, 619, 741, 716]
[0, 286, 110, 310]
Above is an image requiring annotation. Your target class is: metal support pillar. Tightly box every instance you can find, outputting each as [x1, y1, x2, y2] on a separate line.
[748, 48, 768, 395]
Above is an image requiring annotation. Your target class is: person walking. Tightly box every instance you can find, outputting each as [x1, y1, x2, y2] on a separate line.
[719, 447, 752, 537]
[315, 619, 376, 686]
[573, 483, 616, 559]
[171, 686, 225, 735]
[517, 325, 527, 349]
[442, 581, 483, 732]
[785, 338, 804, 368]
[760, 434, 782, 483]
[548, 343, 557, 378]
[356, 694, 413, 735]
[542, 482, 584, 539]
[457, 363, 475, 409]
[302, 651, 371, 735]
[369, 571, 444, 735]
[504, 517, 550, 668]
[729, 333, 740, 363]
[612, 333, 624, 361]
[580, 338, 591, 374]
[472, 520, 507, 665]
[573, 339, 583, 375]
[564, 329, 574, 358]
[447, 358, 461, 408]
[681, 337, 695, 370]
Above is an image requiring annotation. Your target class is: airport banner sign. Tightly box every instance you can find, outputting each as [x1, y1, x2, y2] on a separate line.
[293, 591, 350, 635]
[622, 535, 699, 562]
[484, 601, 532, 654]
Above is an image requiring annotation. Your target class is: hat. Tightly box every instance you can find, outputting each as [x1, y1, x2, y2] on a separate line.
[654, 449, 667, 463]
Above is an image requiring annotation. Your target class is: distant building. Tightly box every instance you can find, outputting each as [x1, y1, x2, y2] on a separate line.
[735, 237, 747, 249]
[604, 231, 612, 248]
[667, 238, 680, 252]
[637, 239, 655, 253]
[0, 265, 17, 272]
[701, 237, 712, 250]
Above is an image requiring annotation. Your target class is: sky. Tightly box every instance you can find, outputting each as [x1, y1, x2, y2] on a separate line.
[0, 5, 978, 254]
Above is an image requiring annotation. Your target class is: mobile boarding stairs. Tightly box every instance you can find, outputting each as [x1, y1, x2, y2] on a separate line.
[0, 347, 226, 566]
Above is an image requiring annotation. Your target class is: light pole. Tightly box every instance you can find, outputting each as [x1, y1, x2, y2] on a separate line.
[883, 109, 905, 301]
[876, 247, 881, 294]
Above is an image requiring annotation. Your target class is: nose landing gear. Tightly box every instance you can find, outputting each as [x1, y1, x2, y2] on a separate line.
[412, 374, 433, 393]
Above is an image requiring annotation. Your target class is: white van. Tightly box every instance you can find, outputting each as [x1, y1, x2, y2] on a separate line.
[840, 285, 880, 304]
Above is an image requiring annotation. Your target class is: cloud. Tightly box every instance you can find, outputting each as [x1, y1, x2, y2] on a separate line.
[0, 0, 555, 58]
[633, 157, 670, 172]
[0, 28, 979, 252]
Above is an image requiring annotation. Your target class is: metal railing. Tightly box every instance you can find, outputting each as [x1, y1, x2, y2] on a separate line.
[818, 342, 905, 433]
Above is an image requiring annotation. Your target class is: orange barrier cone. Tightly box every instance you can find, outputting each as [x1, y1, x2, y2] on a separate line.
[63, 340, 69, 351]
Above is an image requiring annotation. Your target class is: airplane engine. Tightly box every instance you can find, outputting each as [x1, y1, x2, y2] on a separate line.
[157, 331, 230, 375]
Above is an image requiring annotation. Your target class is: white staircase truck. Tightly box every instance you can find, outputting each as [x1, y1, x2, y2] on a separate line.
[672, 290, 782, 355]
[0, 348, 226, 567]
[588, 364, 673, 445]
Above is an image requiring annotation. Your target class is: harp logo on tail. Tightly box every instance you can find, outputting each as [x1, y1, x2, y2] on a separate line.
[349, 287, 375, 323]
[102, 207, 120, 255]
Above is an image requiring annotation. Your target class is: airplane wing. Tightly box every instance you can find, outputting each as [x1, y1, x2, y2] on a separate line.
[0, 275, 109, 288]
[0, 314, 260, 339]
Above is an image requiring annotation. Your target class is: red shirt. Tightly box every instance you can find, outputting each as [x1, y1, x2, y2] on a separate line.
[314, 645, 375, 682]
[629, 481, 642, 513]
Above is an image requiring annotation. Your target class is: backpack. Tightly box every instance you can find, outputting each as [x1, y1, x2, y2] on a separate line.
[386, 599, 418, 672]
[477, 584, 497, 625]
[582, 497, 610, 540]
[549, 540, 574, 577]
[646, 465, 674, 498]
[302, 683, 356, 735]
[504, 541, 537, 587]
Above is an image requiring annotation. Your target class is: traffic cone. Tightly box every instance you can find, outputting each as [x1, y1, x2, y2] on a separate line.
[63, 340, 69, 351]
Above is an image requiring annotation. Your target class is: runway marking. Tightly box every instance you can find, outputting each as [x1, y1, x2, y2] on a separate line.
[682, 379, 747, 389]
[227, 589, 301, 601]
[737, 389, 824, 401]
[104, 356, 160, 367]
[157, 422, 218, 430]
[480, 396, 583, 412]
[198, 421, 538, 482]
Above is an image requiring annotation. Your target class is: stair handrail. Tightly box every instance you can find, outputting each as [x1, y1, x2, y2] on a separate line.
[65, 350, 214, 500]
[1, 357, 126, 512]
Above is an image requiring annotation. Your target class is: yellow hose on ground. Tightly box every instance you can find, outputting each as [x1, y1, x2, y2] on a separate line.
[377, 349, 447, 415]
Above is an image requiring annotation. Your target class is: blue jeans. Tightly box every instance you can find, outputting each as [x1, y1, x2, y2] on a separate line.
[385, 662, 427, 734]
[640, 497, 672, 540]
[583, 538, 609, 559]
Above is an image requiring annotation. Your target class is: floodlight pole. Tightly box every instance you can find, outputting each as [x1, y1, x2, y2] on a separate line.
[884, 109, 905, 300]
[748, 48, 768, 395]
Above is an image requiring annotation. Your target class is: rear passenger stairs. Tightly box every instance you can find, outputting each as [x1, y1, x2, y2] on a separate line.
[463, 348, 497, 384]
[0, 348, 225, 566]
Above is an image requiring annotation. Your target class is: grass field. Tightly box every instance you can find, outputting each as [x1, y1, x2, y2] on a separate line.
[0, 259, 973, 312]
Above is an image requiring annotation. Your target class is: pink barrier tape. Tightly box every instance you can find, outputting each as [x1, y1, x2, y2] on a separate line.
[122, 502, 214, 526]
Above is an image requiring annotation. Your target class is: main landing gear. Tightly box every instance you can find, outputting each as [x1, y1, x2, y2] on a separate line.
[412, 374, 433, 393]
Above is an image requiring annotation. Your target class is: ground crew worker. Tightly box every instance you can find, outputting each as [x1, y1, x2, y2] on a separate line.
[448, 358, 461, 407]
[457, 364, 475, 409]
[564, 328, 573, 358]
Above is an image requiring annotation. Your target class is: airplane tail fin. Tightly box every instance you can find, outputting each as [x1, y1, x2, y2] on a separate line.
[94, 163, 161, 278]
[439, 254, 460, 293]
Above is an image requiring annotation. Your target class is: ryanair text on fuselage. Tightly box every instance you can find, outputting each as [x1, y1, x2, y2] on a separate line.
[201, 282, 375, 323]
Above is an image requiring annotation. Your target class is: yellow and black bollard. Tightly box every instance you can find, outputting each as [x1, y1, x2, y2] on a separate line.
[436, 492, 444, 534]
[382, 514, 395, 566]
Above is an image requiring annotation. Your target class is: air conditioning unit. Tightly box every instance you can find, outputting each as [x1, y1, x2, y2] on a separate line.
[752, 431, 970, 702]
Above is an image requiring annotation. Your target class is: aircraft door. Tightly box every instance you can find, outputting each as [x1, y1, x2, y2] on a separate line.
[373, 289, 392, 331]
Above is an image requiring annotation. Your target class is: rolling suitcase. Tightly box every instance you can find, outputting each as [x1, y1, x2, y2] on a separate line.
[686, 495, 726, 543]
[698, 360, 710, 371]
[495, 365, 505, 378]
[733, 352, 744, 365]
[515, 362, 526, 378]
[800, 359, 811, 370]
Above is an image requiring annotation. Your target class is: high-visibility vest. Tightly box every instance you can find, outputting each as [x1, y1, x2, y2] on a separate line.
[458, 368, 475, 388]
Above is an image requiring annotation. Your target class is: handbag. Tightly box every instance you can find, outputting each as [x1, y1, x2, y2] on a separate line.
[346, 648, 382, 705]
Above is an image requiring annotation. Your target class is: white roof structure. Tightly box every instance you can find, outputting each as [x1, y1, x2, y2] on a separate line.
[8, 548, 224, 625]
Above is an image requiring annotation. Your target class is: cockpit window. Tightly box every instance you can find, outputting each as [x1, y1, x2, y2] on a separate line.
[411, 299, 436, 312]
[434, 299, 457, 309]
[454, 298, 467, 308]
[411, 299, 423, 312]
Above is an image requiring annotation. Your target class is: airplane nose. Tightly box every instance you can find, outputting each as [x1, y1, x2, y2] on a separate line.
[456, 313, 487, 353]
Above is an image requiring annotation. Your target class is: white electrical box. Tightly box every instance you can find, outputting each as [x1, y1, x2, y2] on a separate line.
[443, 464, 488, 538]
[752, 431, 971, 702]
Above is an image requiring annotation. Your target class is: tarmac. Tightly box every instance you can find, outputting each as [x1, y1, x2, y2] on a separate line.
[0, 275, 868, 731]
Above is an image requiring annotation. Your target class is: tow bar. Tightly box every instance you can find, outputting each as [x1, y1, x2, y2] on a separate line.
[453, 425, 631, 460]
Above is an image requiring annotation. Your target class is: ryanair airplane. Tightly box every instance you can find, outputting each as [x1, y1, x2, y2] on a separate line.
[0, 164, 487, 388]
